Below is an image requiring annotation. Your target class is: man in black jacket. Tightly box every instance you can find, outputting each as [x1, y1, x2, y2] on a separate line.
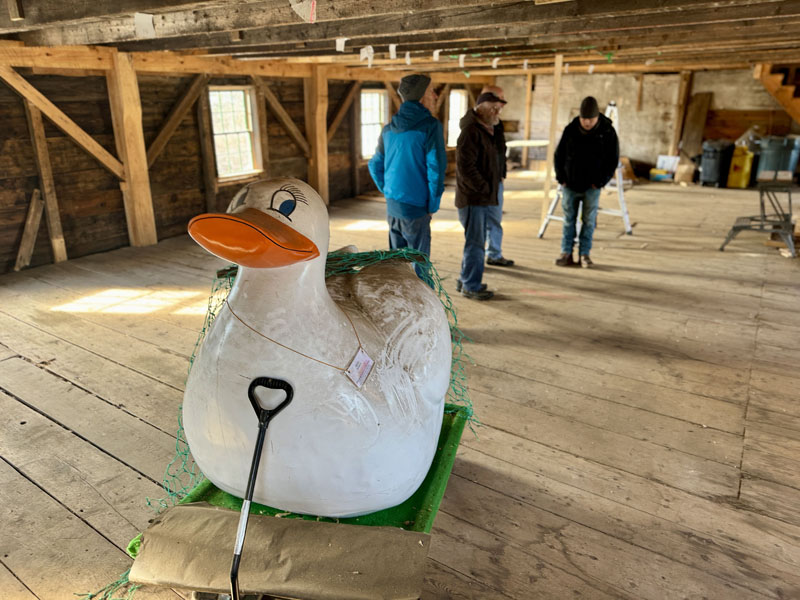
[553, 96, 619, 268]
[455, 91, 506, 300]
[481, 85, 514, 268]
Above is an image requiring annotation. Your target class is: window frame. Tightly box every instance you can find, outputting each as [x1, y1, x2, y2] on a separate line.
[359, 88, 390, 161]
[446, 88, 469, 148]
[207, 84, 264, 184]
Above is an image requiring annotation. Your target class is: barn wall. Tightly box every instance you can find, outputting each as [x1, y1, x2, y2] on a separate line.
[0, 73, 358, 275]
[498, 69, 796, 166]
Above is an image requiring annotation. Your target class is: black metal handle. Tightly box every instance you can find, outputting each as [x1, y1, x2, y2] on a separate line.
[247, 377, 293, 425]
[231, 376, 294, 600]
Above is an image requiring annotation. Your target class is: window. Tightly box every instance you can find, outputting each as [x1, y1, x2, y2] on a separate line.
[447, 89, 469, 147]
[208, 86, 263, 179]
[360, 89, 388, 159]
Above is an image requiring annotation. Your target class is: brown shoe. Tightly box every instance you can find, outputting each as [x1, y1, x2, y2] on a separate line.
[580, 255, 594, 268]
[554, 252, 575, 267]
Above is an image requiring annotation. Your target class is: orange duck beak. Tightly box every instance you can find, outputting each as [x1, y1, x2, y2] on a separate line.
[188, 208, 320, 268]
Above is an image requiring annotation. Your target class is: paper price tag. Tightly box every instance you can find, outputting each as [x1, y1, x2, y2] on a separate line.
[345, 347, 374, 388]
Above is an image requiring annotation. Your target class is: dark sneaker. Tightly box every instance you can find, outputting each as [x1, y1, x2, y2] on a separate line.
[456, 279, 488, 293]
[554, 252, 575, 267]
[580, 255, 594, 268]
[486, 257, 515, 267]
[462, 288, 494, 300]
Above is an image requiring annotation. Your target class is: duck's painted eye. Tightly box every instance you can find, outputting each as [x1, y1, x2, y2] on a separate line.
[271, 188, 298, 219]
[278, 198, 296, 217]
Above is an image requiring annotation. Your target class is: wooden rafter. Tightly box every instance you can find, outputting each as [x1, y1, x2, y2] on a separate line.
[434, 83, 450, 116]
[385, 81, 401, 111]
[327, 80, 360, 143]
[0, 64, 125, 179]
[102, 0, 800, 55]
[254, 77, 311, 157]
[197, 85, 218, 212]
[147, 73, 209, 167]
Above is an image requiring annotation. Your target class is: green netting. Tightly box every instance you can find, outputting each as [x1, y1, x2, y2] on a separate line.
[147, 247, 474, 512]
[84, 248, 474, 599]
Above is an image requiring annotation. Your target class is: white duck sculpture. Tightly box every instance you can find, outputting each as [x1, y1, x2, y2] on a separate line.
[183, 178, 452, 518]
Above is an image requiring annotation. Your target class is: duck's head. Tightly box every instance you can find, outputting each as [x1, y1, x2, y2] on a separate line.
[188, 178, 326, 268]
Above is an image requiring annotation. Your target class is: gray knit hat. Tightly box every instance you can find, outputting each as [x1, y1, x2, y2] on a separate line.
[580, 96, 600, 118]
[398, 74, 431, 102]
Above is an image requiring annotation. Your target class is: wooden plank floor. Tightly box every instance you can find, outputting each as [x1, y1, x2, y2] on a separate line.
[1, 173, 799, 599]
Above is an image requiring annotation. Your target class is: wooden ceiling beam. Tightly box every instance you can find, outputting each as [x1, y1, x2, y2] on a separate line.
[326, 65, 493, 84]
[130, 51, 313, 77]
[218, 19, 800, 61]
[106, 0, 800, 53]
[0, 45, 114, 69]
[0, 1, 237, 32]
[222, 38, 532, 60]
[13, 0, 515, 44]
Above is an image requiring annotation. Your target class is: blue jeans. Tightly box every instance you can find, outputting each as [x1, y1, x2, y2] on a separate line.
[388, 214, 431, 278]
[457, 205, 489, 292]
[486, 182, 504, 260]
[561, 187, 601, 255]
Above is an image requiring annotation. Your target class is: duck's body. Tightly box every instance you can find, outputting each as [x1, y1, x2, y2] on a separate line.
[183, 179, 451, 517]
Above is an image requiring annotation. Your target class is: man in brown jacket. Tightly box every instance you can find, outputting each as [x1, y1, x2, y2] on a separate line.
[455, 91, 506, 300]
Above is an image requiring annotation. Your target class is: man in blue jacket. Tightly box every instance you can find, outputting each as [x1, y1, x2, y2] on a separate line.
[368, 74, 447, 277]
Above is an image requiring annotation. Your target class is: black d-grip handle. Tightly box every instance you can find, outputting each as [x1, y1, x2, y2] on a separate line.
[247, 377, 293, 425]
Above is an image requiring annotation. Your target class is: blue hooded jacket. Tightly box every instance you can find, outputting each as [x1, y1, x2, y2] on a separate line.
[368, 101, 447, 220]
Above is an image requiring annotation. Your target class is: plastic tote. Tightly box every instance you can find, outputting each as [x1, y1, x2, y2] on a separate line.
[756, 135, 800, 176]
[727, 146, 754, 189]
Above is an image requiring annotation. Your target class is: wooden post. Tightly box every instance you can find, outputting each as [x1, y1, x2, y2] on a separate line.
[197, 86, 218, 212]
[14, 190, 43, 271]
[669, 71, 693, 156]
[442, 88, 450, 146]
[24, 100, 67, 263]
[636, 74, 645, 112]
[435, 83, 450, 121]
[253, 79, 270, 178]
[350, 88, 361, 198]
[466, 85, 477, 108]
[106, 51, 157, 246]
[307, 65, 329, 204]
[521, 73, 534, 168]
[540, 54, 563, 226]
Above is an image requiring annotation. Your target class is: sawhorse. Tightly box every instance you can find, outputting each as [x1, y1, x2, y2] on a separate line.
[720, 181, 795, 257]
[538, 165, 633, 238]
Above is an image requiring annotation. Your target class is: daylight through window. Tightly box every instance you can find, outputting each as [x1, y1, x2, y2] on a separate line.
[447, 89, 469, 147]
[360, 89, 388, 159]
[208, 87, 262, 179]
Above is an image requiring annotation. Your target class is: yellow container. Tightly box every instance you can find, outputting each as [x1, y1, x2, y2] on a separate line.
[727, 146, 754, 188]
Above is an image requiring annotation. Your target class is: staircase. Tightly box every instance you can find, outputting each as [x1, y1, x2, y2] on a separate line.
[754, 63, 800, 125]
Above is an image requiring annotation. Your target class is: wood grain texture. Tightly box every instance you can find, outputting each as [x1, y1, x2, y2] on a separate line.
[24, 100, 67, 262]
[0, 65, 124, 178]
[12, 189, 42, 271]
[106, 52, 157, 246]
